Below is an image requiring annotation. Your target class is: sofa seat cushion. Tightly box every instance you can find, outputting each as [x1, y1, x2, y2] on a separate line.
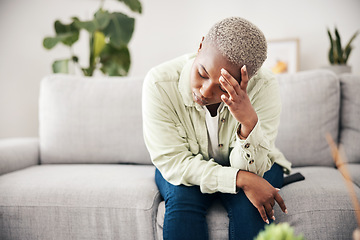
[0, 164, 160, 240]
[275, 166, 360, 240]
[342, 163, 360, 188]
[156, 166, 360, 240]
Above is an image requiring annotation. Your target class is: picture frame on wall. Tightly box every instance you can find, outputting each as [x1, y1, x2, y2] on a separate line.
[263, 39, 299, 74]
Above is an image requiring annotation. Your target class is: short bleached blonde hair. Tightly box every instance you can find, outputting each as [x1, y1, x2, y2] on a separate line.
[205, 17, 267, 78]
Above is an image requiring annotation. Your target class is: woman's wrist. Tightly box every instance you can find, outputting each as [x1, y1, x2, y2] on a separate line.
[236, 170, 250, 189]
[237, 113, 258, 139]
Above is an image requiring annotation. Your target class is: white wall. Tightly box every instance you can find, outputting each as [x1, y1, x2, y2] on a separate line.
[1, 0, 359, 138]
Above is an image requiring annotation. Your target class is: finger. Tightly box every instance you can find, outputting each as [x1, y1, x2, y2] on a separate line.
[258, 206, 270, 224]
[274, 192, 288, 214]
[221, 68, 242, 95]
[219, 76, 238, 102]
[270, 199, 275, 208]
[240, 65, 249, 93]
[265, 203, 275, 221]
[221, 94, 233, 106]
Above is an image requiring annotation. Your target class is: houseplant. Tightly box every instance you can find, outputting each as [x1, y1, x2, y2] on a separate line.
[326, 27, 359, 74]
[43, 0, 142, 76]
[255, 223, 304, 240]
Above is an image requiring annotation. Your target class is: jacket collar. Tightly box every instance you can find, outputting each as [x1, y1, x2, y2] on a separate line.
[178, 54, 197, 108]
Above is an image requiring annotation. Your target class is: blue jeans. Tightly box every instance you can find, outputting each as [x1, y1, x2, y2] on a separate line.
[155, 163, 284, 240]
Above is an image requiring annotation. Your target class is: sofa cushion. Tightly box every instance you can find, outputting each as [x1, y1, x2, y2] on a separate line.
[39, 74, 151, 164]
[0, 164, 160, 240]
[0, 138, 39, 175]
[156, 166, 359, 240]
[275, 166, 360, 240]
[339, 74, 360, 164]
[342, 163, 360, 188]
[276, 70, 340, 167]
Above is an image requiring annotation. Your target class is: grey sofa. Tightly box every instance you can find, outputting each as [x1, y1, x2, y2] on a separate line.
[1, 69, 359, 240]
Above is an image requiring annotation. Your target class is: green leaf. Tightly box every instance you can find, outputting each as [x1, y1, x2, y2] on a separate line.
[74, 19, 97, 32]
[327, 29, 335, 64]
[43, 37, 61, 49]
[52, 19, 79, 46]
[94, 9, 111, 29]
[343, 30, 359, 64]
[54, 18, 79, 33]
[334, 27, 344, 63]
[344, 45, 352, 64]
[117, 0, 142, 13]
[103, 12, 135, 49]
[73, 10, 111, 33]
[100, 44, 131, 76]
[43, 33, 77, 49]
[52, 59, 69, 73]
[328, 48, 334, 64]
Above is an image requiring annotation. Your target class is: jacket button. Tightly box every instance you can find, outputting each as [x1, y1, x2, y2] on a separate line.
[249, 159, 254, 164]
[218, 144, 223, 148]
[245, 143, 250, 148]
[246, 153, 251, 158]
[221, 118, 226, 123]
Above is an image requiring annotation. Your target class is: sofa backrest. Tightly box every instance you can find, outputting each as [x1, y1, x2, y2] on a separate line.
[39, 74, 151, 165]
[275, 70, 340, 168]
[339, 74, 360, 164]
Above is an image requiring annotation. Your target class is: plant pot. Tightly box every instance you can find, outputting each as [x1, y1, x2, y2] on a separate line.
[323, 65, 352, 75]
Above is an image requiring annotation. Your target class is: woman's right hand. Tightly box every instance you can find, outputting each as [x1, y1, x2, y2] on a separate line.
[236, 170, 288, 224]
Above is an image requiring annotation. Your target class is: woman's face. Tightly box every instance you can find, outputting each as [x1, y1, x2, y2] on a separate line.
[190, 40, 241, 106]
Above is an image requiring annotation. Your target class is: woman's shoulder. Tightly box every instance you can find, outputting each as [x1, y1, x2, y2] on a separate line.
[145, 53, 196, 84]
[254, 67, 276, 83]
[246, 67, 278, 100]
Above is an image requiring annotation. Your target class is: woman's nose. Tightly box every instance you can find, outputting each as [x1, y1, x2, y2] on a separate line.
[200, 82, 214, 98]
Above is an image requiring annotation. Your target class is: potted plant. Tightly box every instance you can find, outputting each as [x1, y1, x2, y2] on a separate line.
[255, 223, 304, 240]
[43, 0, 142, 76]
[325, 27, 359, 74]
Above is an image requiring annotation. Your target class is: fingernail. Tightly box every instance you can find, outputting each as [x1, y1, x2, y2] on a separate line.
[272, 216, 276, 221]
[221, 68, 228, 75]
[242, 65, 247, 72]
[285, 209, 288, 214]
[266, 219, 270, 224]
[275, 188, 280, 191]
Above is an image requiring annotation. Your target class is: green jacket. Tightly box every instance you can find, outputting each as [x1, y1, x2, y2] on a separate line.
[142, 53, 291, 194]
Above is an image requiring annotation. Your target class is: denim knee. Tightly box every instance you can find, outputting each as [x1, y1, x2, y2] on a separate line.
[155, 169, 214, 240]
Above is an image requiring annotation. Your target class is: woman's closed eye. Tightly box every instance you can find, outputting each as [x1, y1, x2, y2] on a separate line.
[198, 70, 227, 93]
[198, 71, 208, 79]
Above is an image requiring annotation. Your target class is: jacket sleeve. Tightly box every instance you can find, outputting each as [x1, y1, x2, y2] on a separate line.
[229, 73, 282, 177]
[142, 70, 239, 194]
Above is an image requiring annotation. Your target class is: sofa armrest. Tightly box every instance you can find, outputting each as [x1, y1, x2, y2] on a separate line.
[0, 138, 40, 176]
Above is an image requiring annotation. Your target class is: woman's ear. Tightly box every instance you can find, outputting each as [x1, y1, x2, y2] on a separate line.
[198, 36, 205, 52]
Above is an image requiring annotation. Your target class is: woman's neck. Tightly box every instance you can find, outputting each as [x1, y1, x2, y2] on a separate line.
[206, 103, 221, 117]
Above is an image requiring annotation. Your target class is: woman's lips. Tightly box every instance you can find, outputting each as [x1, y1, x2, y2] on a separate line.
[193, 92, 207, 105]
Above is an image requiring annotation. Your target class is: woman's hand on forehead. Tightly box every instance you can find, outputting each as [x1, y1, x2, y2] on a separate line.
[219, 65, 258, 138]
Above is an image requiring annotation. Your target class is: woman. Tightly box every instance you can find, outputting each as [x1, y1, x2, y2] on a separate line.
[142, 17, 292, 240]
